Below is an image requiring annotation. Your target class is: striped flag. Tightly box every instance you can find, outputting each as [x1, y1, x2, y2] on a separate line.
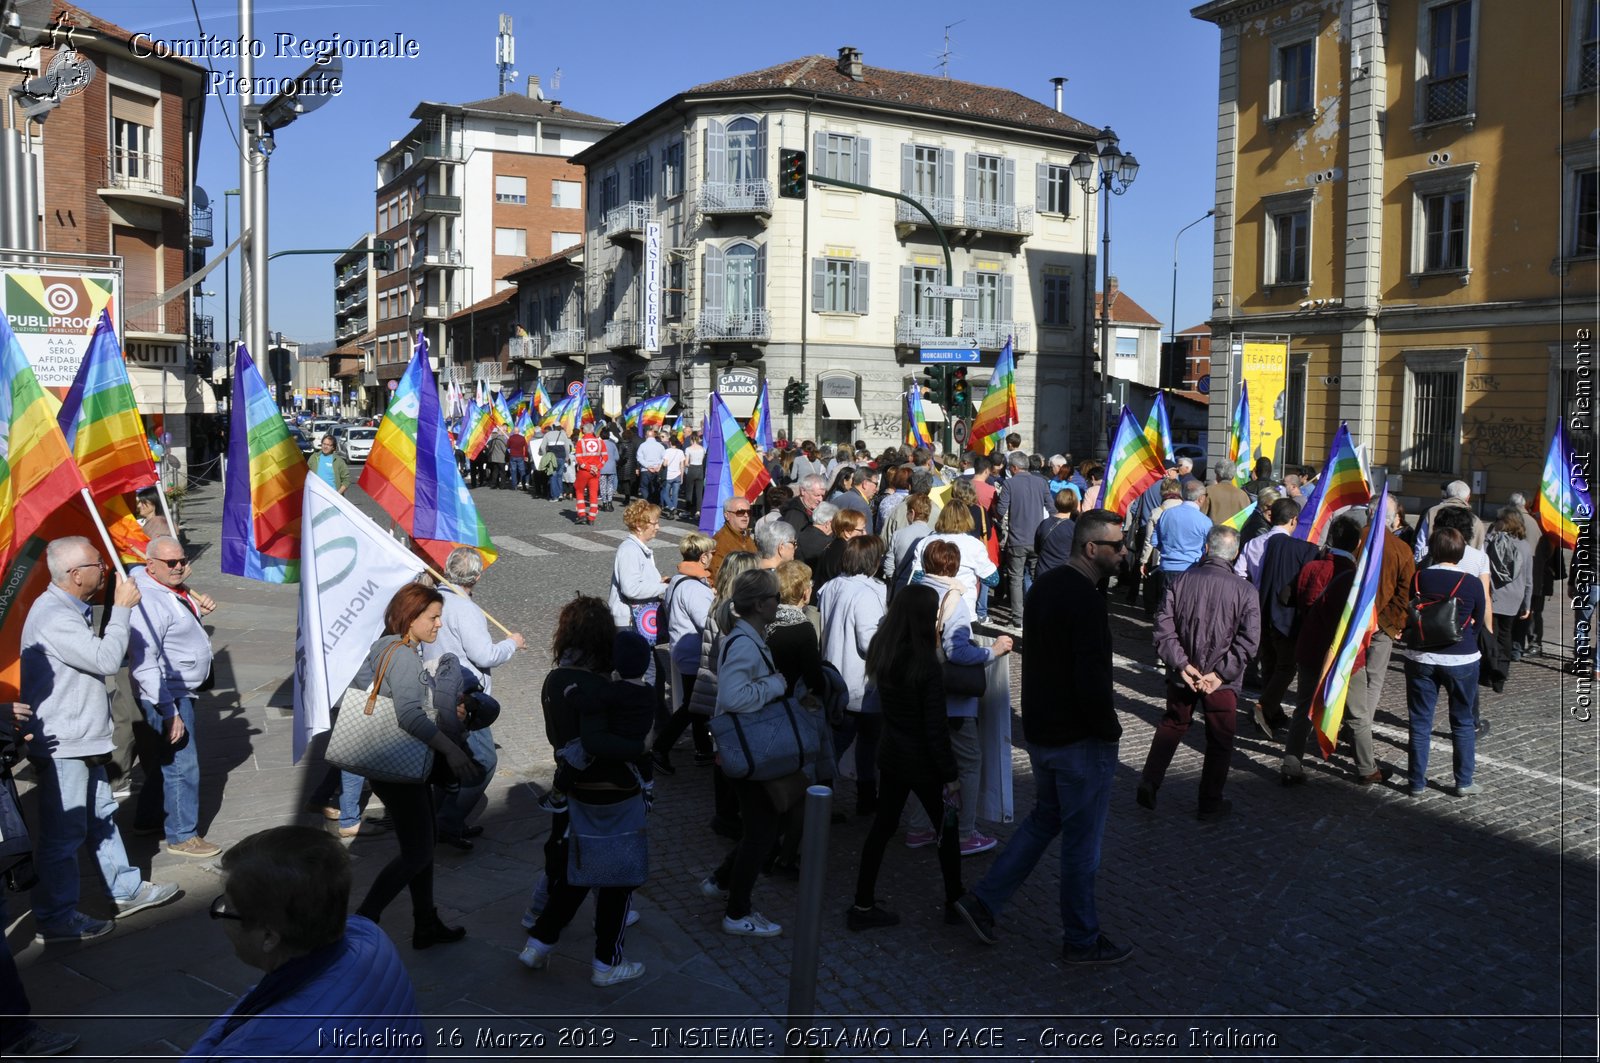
[1309, 483, 1390, 757]
[1228, 382, 1251, 486]
[532, 379, 553, 419]
[359, 333, 496, 568]
[1223, 500, 1257, 531]
[221, 344, 307, 583]
[460, 401, 493, 460]
[491, 390, 514, 430]
[970, 337, 1018, 455]
[621, 398, 645, 433]
[1101, 406, 1166, 517]
[747, 380, 775, 451]
[698, 393, 772, 535]
[1538, 421, 1590, 550]
[639, 394, 674, 437]
[1143, 392, 1175, 464]
[1294, 422, 1370, 542]
[906, 387, 935, 449]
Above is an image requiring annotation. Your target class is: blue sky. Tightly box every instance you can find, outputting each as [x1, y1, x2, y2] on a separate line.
[154, 0, 1222, 344]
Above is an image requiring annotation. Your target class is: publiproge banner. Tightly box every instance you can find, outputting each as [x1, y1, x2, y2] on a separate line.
[1, 267, 119, 390]
[1237, 338, 1289, 472]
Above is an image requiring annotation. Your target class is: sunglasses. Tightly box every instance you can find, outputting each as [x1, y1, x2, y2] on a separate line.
[1088, 538, 1127, 551]
[209, 894, 246, 922]
[153, 557, 191, 569]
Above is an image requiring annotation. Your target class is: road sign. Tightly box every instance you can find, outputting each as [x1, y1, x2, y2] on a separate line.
[566, 380, 584, 397]
[953, 418, 969, 444]
[923, 284, 980, 300]
[919, 347, 980, 365]
[920, 336, 977, 349]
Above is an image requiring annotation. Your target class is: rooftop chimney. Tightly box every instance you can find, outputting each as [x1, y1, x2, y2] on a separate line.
[526, 75, 542, 99]
[1050, 76, 1067, 113]
[837, 46, 864, 81]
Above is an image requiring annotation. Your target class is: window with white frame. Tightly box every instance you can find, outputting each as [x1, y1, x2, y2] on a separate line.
[552, 180, 581, 209]
[1038, 164, 1071, 215]
[629, 156, 653, 201]
[727, 118, 761, 184]
[667, 257, 684, 319]
[1419, 0, 1476, 124]
[817, 133, 859, 182]
[1263, 193, 1311, 286]
[1408, 163, 1475, 277]
[662, 140, 684, 197]
[1115, 334, 1139, 360]
[551, 232, 581, 254]
[1402, 350, 1465, 474]
[911, 145, 942, 201]
[812, 257, 869, 315]
[973, 272, 1000, 323]
[725, 243, 758, 316]
[495, 175, 527, 204]
[971, 154, 1002, 208]
[494, 227, 526, 256]
[1272, 37, 1316, 118]
[1042, 273, 1071, 326]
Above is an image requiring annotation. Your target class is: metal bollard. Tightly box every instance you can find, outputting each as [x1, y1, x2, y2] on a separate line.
[784, 785, 832, 1058]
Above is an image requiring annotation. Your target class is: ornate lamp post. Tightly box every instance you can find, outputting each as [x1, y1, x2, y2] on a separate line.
[1072, 127, 1139, 456]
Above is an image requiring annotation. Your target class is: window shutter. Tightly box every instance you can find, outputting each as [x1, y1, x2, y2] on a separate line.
[963, 271, 978, 319]
[855, 138, 871, 185]
[813, 131, 827, 178]
[755, 117, 768, 179]
[964, 153, 978, 205]
[754, 244, 767, 310]
[1036, 163, 1049, 212]
[940, 149, 955, 199]
[705, 120, 726, 184]
[812, 258, 826, 312]
[855, 260, 870, 316]
[901, 265, 917, 315]
[1001, 274, 1015, 323]
[901, 143, 915, 194]
[1002, 158, 1016, 206]
[702, 245, 724, 314]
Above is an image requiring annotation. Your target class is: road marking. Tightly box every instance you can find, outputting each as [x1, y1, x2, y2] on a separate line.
[495, 536, 553, 557]
[596, 527, 689, 541]
[540, 533, 614, 553]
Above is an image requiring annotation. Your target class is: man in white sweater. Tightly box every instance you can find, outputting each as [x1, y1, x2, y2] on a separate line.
[23, 537, 179, 942]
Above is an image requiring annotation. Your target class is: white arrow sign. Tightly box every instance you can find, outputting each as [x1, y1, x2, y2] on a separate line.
[919, 337, 978, 349]
[923, 284, 980, 300]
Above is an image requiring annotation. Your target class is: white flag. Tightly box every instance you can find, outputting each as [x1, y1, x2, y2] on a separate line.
[292, 474, 426, 762]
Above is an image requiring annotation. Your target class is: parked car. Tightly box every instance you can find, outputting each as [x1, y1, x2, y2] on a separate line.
[341, 426, 377, 463]
[287, 426, 314, 456]
[308, 420, 339, 445]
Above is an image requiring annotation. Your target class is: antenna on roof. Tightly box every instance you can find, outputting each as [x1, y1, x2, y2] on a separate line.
[495, 14, 517, 95]
[551, 68, 563, 91]
[934, 19, 965, 78]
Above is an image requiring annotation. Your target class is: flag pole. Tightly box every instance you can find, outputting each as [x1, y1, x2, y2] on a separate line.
[153, 474, 179, 538]
[413, 554, 515, 638]
[80, 487, 129, 578]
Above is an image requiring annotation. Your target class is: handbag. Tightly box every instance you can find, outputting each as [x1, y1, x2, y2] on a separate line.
[936, 589, 987, 697]
[1399, 574, 1468, 651]
[686, 629, 722, 717]
[326, 642, 436, 784]
[709, 632, 821, 780]
[566, 792, 648, 888]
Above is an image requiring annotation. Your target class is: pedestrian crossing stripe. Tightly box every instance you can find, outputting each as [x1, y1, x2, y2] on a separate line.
[495, 536, 554, 557]
[596, 527, 689, 541]
[539, 533, 615, 553]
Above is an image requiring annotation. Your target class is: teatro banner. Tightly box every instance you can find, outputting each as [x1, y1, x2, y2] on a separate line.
[1237, 338, 1289, 472]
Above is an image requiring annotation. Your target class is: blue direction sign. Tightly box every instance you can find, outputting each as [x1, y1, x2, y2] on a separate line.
[919, 347, 980, 364]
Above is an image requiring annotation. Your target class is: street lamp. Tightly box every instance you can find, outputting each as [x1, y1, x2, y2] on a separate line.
[1072, 126, 1139, 457]
[1169, 209, 1215, 391]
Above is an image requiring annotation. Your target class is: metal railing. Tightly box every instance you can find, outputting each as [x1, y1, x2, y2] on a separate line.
[697, 180, 772, 215]
[416, 194, 462, 216]
[603, 318, 641, 349]
[105, 150, 184, 199]
[894, 196, 956, 227]
[191, 205, 213, 245]
[509, 336, 540, 361]
[419, 248, 463, 268]
[963, 200, 1034, 235]
[419, 136, 463, 161]
[336, 316, 368, 339]
[696, 308, 770, 342]
[1424, 74, 1471, 121]
[604, 202, 652, 240]
[894, 315, 947, 344]
[547, 328, 586, 355]
[971, 322, 1028, 350]
[123, 289, 173, 334]
[413, 301, 461, 320]
[1583, 41, 1599, 89]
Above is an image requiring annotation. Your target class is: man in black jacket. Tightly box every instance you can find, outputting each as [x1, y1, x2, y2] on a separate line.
[953, 509, 1133, 966]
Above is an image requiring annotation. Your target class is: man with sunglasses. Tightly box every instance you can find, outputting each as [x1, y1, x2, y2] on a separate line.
[709, 495, 756, 581]
[22, 537, 179, 943]
[128, 535, 221, 859]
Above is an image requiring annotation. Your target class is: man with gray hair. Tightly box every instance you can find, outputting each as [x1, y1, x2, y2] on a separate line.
[797, 501, 837, 566]
[755, 519, 797, 570]
[1176, 456, 1200, 494]
[781, 474, 828, 537]
[1143, 478, 1212, 611]
[24, 537, 179, 942]
[1203, 460, 1251, 526]
[1416, 479, 1486, 563]
[426, 547, 525, 850]
[1137, 525, 1259, 821]
[127, 534, 220, 859]
[995, 450, 1050, 626]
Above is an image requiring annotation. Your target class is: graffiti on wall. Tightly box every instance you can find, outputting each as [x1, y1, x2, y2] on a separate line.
[1463, 415, 1543, 469]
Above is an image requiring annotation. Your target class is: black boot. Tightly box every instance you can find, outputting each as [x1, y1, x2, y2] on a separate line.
[412, 908, 466, 950]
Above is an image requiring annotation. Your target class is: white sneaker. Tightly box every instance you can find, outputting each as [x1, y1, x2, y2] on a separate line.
[517, 938, 552, 970]
[591, 959, 645, 986]
[523, 906, 640, 931]
[114, 881, 179, 918]
[722, 911, 782, 938]
[699, 876, 729, 900]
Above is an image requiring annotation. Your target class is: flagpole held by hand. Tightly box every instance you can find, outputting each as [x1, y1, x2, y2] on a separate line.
[78, 487, 129, 578]
[411, 553, 516, 638]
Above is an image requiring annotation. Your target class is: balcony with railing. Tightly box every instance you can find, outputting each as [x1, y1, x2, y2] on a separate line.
[336, 315, 368, 341]
[192, 314, 215, 352]
[101, 150, 185, 204]
[1423, 74, 1471, 122]
[123, 290, 176, 335]
[419, 135, 464, 162]
[894, 315, 950, 346]
[604, 318, 642, 350]
[696, 308, 770, 343]
[416, 248, 463, 270]
[1584, 41, 1599, 90]
[336, 263, 365, 288]
[414, 193, 462, 217]
[604, 202, 652, 242]
[697, 181, 772, 218]
[191, 205, 213, 246]
[962, 200, 1034, 237]
[508, 335, 540, 361]
[971, 322, 1028, 351]
[894, 197, 957, 228]
[547, 328, 586, 356]
[412, 301, 461, 320]
[336, 289, 368, 313]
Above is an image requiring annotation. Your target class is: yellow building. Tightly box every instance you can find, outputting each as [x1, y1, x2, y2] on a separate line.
[1192, 0, 1597, 511]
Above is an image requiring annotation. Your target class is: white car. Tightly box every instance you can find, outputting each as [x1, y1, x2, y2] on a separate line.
[340, 426, 377, 463]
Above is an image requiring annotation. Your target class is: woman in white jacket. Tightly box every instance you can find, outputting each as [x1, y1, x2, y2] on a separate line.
[819, 536, 887, 815]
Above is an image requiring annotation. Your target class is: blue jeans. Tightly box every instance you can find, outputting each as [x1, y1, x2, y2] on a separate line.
[435, 726, 497, 836]
[662, 477, 681, 512]
[976, 582, 990, 621]
[508, 457, 526, 487]
[972, 738, 1118, 949]
[547, 463, 563, 500]
[0, 894, 31, 1048]
[30, 755, 144, 928]
[639, 468, 661, 505]
[135, 697, 200, 844]
[1404, 659, 1478, 789]
[310, 765, 367, 829]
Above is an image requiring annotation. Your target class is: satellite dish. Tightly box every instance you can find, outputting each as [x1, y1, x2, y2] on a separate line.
[194, 186, 210, 209]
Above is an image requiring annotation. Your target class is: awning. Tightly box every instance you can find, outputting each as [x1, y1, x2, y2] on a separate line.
[128, 369, 219, 415]
[720, 392, 758, 419]
[922, 400, 946, 422]
[821, 395, 861, 421]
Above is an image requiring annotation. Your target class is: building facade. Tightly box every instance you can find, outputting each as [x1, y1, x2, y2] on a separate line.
[1095, 276, 1165, 396]
[557, 48, 1102, 454]
[332, 235, 378, 412]
[1193, 0, 1598, 509]
[367, 79, 615, 394]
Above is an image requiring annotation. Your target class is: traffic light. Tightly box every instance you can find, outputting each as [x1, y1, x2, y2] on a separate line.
[783, 377, 809, 413]
[778, 149, 807, 200]
[371, 239, 394, 271]
[952, 366, 970, 411]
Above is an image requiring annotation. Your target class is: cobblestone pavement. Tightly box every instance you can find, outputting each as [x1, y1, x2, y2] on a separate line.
[10, 478, 1595, 1060]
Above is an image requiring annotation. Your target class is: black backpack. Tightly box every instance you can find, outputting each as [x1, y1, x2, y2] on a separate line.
[1399, 573, 1469, 651]
[887, 534, 928, 603]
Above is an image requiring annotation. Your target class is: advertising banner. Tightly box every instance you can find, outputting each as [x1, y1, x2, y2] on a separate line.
[1236, 338, 1289, 472]
[1, 268, 120, 389]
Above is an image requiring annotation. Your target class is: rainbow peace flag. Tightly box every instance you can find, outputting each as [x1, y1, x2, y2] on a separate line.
[491, 391, 514, 430]
[1309, 483, 1390, 758]
[460, 401, 494, 460]
[905, 387, 936, 449]
[621, 398, 645, 433]
[1538, 421, 1590, 550]
[359, 333, 496, 568]
[1294, 422, 1370, 542]
[639, 394, 673, 437]
[747, 380, 774, 451]
[1228, 382, 1251, 486]
[57, 311, 160, 562]
[557, 387, 586, 436]
[698, 393, 772, 535]
[970, 337, 1018, 455]
[0, 314, 91, 571]
[508, 389, 528, 420]
[1102, 406, 1165, 517]
[1223, 501, 1257, 531]
[1143, 392, 1175, 465]
[532, 380, 552, 419]
[512, 405, 533, 436]
[221, 344, 306, 583]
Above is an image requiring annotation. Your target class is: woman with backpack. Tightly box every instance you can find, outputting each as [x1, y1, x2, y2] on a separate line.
[1397, 527, 1486, 797]
[819, 536, 888, 816]
[1485, 507, 1533, 694]
[649, 532, 717, 774]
